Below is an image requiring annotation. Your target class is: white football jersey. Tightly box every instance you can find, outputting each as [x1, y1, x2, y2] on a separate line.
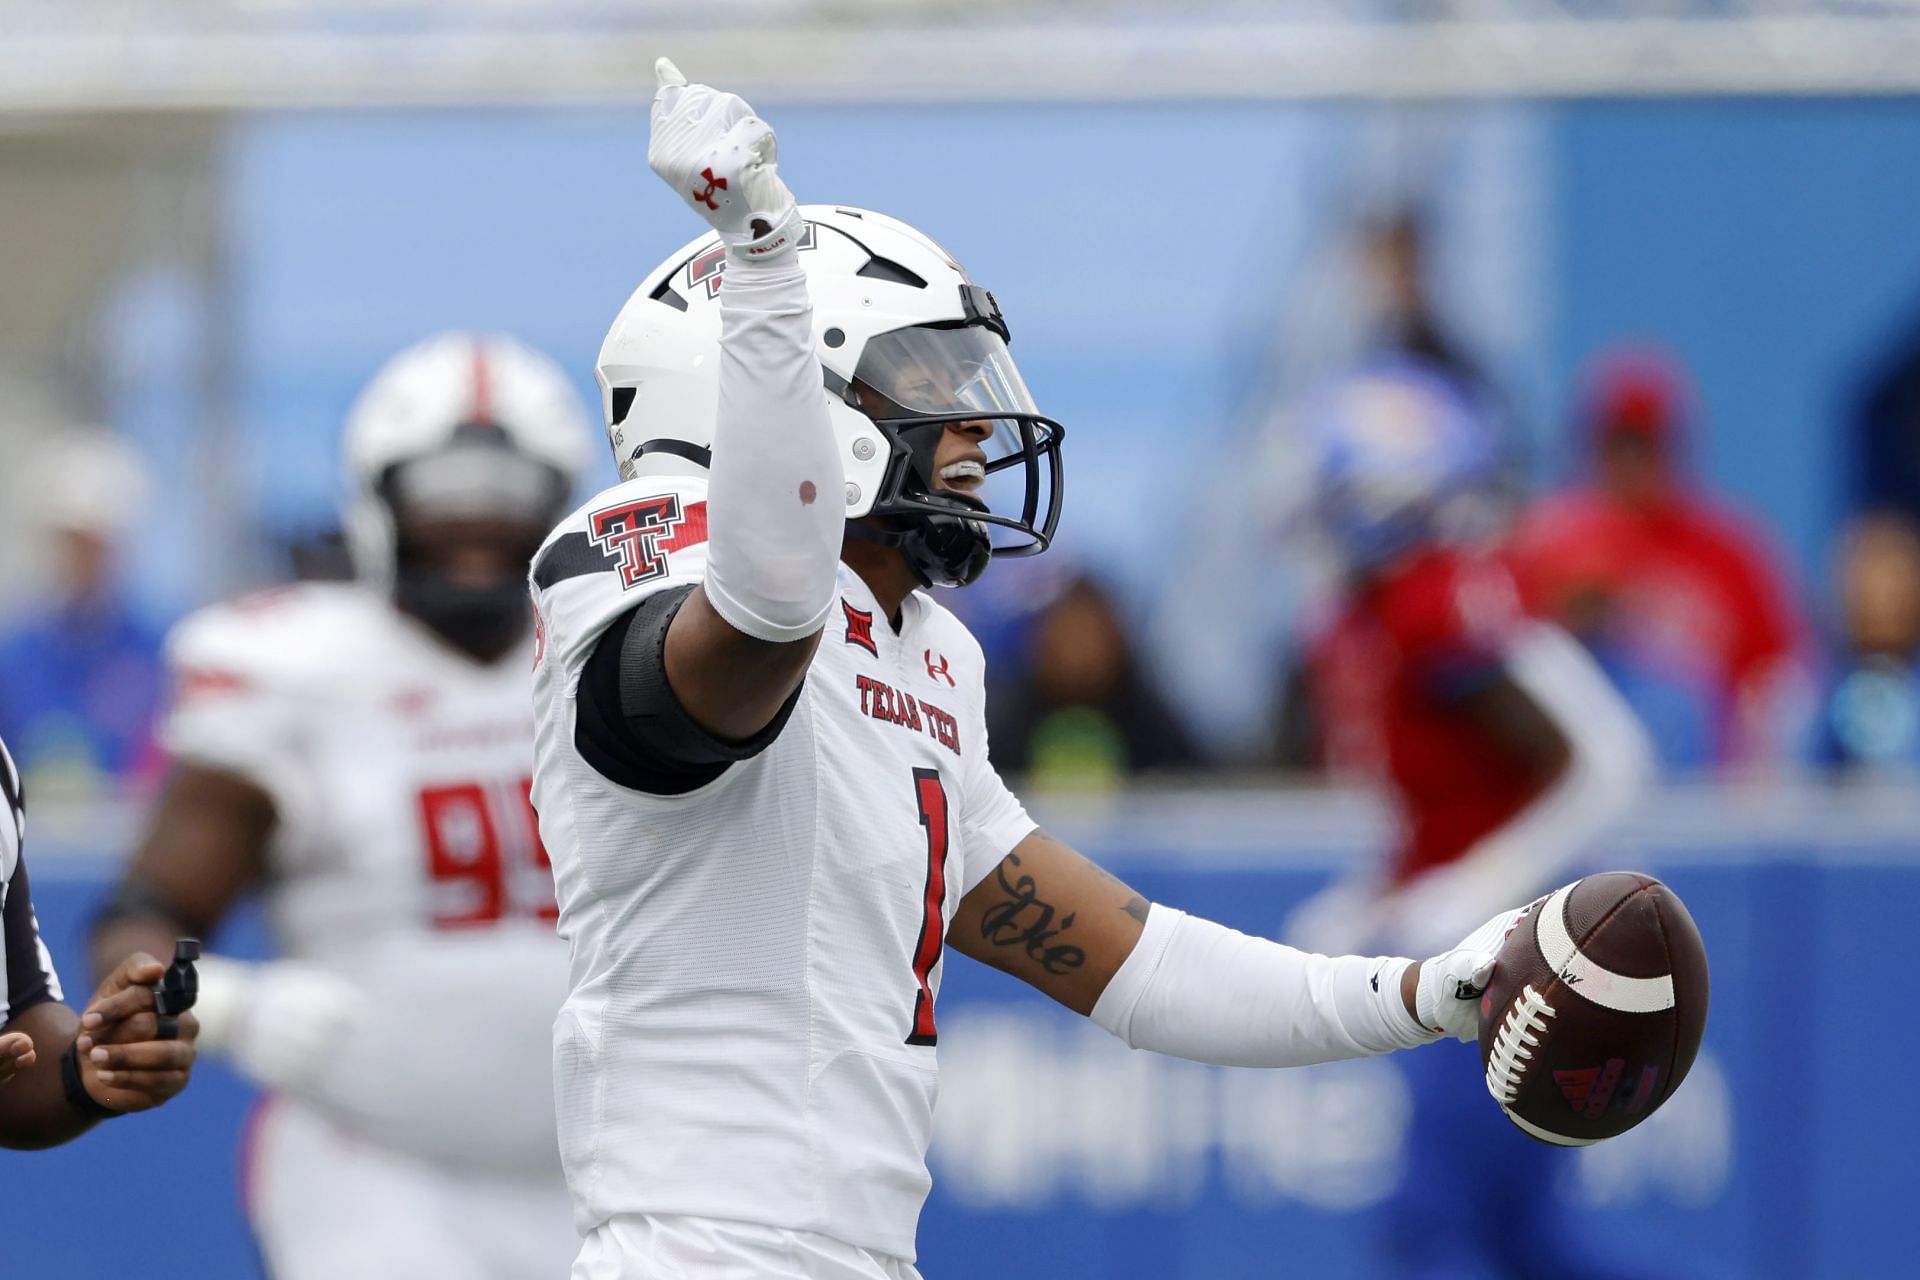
[530, 476, 1037, 1259]
[162, 583, 569, 1170]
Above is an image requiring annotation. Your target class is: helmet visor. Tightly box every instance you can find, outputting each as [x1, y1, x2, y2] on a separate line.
[852, 324, 1063, 555]
[386, 438, 568, 526]
[853, 324, 1039, 422]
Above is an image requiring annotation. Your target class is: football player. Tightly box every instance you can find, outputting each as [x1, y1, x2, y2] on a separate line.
[528, 61, 1539, 1278]
[90, 334, 591, 1278]
[1283, 357, 1655, 1277]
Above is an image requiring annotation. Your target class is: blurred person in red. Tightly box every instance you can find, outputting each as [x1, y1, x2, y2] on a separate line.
[1282, 355, 1655, 1280]
[0, 431, 165, 801]
[985, 572, 1199, 791]
[1507, 346, 1807, 770]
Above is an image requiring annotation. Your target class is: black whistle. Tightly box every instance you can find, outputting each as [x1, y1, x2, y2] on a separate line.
[154, 938, 201, 1018]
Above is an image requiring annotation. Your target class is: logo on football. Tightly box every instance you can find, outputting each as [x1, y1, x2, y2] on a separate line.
[1477, 872, 1710, 1145]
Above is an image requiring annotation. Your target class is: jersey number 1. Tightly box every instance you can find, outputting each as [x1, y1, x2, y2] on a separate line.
[906, 768, 949, 1047]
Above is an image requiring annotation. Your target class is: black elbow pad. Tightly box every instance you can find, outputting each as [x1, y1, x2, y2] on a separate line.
[575, 583, 801, 795]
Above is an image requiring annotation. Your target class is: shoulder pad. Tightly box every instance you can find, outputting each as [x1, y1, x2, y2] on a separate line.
[532, 477, 712, 666]
[166, 583, 387, 691]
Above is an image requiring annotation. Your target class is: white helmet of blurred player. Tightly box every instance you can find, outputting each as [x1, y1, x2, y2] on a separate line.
[597, 206, 1065, 588]
[343, 332, 592, 653]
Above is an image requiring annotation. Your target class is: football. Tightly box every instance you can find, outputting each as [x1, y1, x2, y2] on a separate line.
[1478, 872, 1710, 1146]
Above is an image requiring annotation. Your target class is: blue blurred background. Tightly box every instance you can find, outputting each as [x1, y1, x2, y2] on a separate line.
[10, 4, 1920, 1276]
[32, 97, 1920, 759]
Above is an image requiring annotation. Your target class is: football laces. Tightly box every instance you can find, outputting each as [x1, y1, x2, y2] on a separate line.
[1485, 983, 1557, 1106]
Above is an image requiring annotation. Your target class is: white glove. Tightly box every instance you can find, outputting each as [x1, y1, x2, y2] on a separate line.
[648, 56, 801, 259]
[1412, 898, 1541, 1042]
[192, 955, 366, 1094]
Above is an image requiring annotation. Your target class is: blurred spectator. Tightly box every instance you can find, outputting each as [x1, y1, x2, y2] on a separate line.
[0, 431, 165, 801]
[986, 573, 1198, 790]
[1815, 512, 1920, 770]
[1507, 346, 1807, 771]
[1280, 356, 1654, 1280]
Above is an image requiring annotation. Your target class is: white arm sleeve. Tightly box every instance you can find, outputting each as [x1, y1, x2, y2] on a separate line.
[1090, 905, 1438, 1068]
[1386, 622, 1655, 957]
[702, 251, 846, 643]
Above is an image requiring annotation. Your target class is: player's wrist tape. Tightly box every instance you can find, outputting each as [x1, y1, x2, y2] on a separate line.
[60, 1040, 123, 1120]
[1090, 905, 1437, 1067]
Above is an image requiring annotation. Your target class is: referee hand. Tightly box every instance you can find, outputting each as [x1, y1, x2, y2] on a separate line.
[0, 1031, 33, 1087]
[72, 953, 198, 1113]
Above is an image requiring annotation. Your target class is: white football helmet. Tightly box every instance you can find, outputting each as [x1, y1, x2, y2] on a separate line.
[343, 331, 592, 583]
[596, 205, 1065, 588]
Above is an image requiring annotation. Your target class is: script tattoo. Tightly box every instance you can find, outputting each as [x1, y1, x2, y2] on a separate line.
[978, 854, 1087, 976]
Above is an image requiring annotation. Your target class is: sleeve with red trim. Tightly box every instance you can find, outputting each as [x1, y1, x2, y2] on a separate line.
[160, 590, 328, 819]
[531, 477, 791, 793]
[529, 476, 715, 669]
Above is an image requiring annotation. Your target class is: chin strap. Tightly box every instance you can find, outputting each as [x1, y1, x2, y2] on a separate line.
[848, 490, 994, 589]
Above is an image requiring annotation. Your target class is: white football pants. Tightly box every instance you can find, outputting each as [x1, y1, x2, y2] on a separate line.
[247, 1097, 578, 1280]
[572, 1213, 925, 1280]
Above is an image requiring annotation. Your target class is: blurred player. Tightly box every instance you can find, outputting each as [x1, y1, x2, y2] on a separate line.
[531, 61, 1534, 1279]
[1, 733, 199, 1146]
[90, 334, 591, 1278]
[1283, 357, 1655, 1279]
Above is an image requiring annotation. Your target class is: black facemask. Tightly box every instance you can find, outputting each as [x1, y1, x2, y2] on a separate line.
[845, 492, 996, 589]
[392, 569, 532, 663]
[376, 433, 568, 661]
[836, 308, 1065, 589]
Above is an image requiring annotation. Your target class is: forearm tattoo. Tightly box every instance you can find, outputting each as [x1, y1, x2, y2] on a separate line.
[973, 838, 1152, 974]
[978, 855, 1087, 976]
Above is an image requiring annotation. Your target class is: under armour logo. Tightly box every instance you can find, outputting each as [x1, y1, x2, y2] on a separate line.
[691, 168, 727, 211]
[924, 649, 955, 686]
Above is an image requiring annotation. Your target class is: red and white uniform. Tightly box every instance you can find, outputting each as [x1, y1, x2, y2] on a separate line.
[162, 582, 575, 1278]
[1302, 544, 1651, 957]
[530, 476, 1036, 1267]
[1310, 547, 1539, 884]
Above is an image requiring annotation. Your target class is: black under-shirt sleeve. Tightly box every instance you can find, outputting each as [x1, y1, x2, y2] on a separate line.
[4, 855, 60, 1020]
[575, 583, 803, 795]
